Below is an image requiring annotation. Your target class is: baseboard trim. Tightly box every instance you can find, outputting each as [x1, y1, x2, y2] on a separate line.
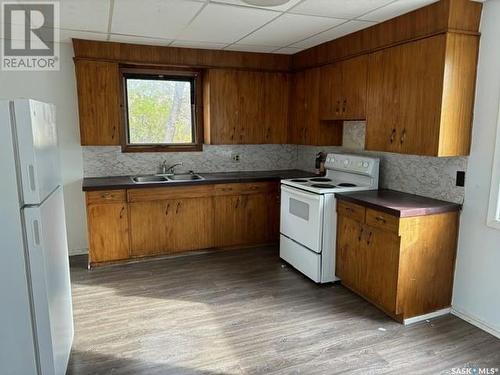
[69, 248, 88, 256]
[452, 307, 500, 339]
[403, 308, 451, 325]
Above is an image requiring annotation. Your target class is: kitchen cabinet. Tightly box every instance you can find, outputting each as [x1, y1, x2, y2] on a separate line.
[214, 183, 280, 247]
[319, 55, 368, 120]
[288, 68, 343, 146]
[129, 197, 214, 257]
[85, 182, 280, 266]
[85, 190, 129, 264]
[75, 60, 121, 145]
[366, 33, 479, 156]
[203, 68, 289, 144]
[336, 197, 459, 323]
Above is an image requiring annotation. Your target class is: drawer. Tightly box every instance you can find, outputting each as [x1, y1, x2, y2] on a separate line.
[127, 185, 214, 203]
[86, 190, 126, 205]
[366, 208, 399, 233]
[214, 182, 278, 196]
[336, 200, 365, 222]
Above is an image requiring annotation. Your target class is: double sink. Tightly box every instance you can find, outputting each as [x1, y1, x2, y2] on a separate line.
[132, 173, 204, 184]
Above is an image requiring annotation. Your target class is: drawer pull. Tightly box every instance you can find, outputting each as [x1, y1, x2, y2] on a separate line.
[101, 193, 112, 199]
[119, 206, 125, 219]
[375, 216, 386, 223]
[345, 207, 353, 212]
[176, 202, 181, 214]
[165, 203, 170, 216]
[366, 231, 373, 245]
[358, 227, 364, 242]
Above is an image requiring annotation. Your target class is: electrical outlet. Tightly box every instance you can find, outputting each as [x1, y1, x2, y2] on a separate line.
[232, 154, 240, 162]
[456, 171, 465, 187]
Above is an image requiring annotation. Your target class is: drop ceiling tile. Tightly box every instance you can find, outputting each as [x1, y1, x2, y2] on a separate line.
[240, 13, 344, 47]
[273, 46, 303, 54]
[60, 0, 110, 32]
[109, 34, 173, 46]
[359, 0, 439, 22]
[291, 20, 375, 49]
[171, 40, 228, 49]
[111, 0, 204, 39]
[225, 43, 279, 53]
[291, 0, 394, 19]
[177, 3, 279, 44]
[211, 0, 302, 12]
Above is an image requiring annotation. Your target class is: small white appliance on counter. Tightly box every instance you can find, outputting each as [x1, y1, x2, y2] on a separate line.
[280, 153, 380, 283]
[0, 99, 73, 374]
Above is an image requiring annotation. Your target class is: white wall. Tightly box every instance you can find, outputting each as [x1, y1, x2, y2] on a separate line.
[452, 0, 500, 338]
[0, 43, 88, 254]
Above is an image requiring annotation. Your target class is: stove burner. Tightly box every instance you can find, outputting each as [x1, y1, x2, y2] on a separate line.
[309, 177, 332, 182]
[337, 183, 357, 187]
[310, 184, 336, 188]
[290, 179, 308, 183]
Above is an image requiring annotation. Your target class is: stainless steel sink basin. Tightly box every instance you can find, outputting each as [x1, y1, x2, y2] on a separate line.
[132, 175, 169, 183]
[167, 174, 204, 181]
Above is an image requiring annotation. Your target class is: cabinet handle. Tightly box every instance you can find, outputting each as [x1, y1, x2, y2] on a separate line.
[358, 227, 364, 242]
[119, 206, 125, 219]
[342, 99, 347, 113]
[176, 202, 181, 214]
[389, 128, 396, 144]
[375, 216, 386, 223]
[345, 207, 353, 212]
[101, 192, 112, 200]
[111, 125, 116, 140]
[165, 203, 170, 216]
[335, 100, 340, 114]
[366, 231, 373, 245]
[235, 197, 240, 209]
[400, 129, 407, 145]
[230, 127, 236, 140]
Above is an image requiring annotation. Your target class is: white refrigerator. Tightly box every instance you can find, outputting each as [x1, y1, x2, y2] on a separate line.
[0, 99, 74, 375]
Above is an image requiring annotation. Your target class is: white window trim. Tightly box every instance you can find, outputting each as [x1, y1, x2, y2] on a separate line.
[487, 103, 500, 229]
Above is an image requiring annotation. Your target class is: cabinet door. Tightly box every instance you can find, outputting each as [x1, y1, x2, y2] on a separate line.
[75, 60, 121, 145]
[319, 63, 342, 120]
[288, 71, 307, 144]
[361, 226, 400, 314]
[366, 46, 402, 153]
[263, 72, 289, 144]
[87, 203, 129, 263]
[214, 193, 279, 247]
[341, 55, 368, 120]
[336, 215, 363, 288]
[129, 197, 214, 256]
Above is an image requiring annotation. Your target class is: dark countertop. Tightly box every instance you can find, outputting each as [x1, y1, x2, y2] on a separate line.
[82, 169, 316, 191]
[335, 189, 461, 218]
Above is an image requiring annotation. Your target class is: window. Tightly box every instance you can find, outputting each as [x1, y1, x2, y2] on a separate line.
[121, 68, 202, 152]
[487, 103, 500, 229]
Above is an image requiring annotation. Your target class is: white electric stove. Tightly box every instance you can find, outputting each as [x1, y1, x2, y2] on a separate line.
[280, 153, 380, 283]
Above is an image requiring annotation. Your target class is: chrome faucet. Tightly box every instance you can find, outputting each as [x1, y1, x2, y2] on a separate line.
[159, 161, 183, 175]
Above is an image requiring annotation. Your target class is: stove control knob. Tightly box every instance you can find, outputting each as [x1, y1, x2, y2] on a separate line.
[362, 161, 369, 168]
[343, 159, 350, 166]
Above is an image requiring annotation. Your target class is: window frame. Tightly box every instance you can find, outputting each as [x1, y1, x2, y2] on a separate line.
[487, 102, 500, 229]
[119, 66, 203, 152]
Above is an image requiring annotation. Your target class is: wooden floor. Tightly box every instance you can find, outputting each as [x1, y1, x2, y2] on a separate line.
[68, 246, 500, 375]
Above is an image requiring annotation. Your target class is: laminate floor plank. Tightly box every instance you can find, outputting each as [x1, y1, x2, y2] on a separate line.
[67, 246, 500, 375]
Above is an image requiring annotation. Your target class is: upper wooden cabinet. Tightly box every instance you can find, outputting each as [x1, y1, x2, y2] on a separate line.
[366, 33, 479, 156]
[319, 55, 368, 121]
[203, 68, 289, 144]
[288, 68, 343, 146]
[75, 60, 121, 145]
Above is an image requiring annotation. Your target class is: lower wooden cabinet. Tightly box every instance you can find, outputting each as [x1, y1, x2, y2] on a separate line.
[129, 197, 215, 257]
[86, 202, 129, 263]
[336, 200, 459, 322]
[85, 182, 280, 266]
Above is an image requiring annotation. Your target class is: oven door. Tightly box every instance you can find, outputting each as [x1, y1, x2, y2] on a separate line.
[280, 185, 324, 253]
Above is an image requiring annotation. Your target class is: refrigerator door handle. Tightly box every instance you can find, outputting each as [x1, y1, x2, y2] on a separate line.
[33, 219, 40, 245]
[28, 164, 36, 191]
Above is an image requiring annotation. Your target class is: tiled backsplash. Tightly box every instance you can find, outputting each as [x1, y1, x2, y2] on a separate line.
[83, 144, 297, 177]
[83, 121, 467, 204]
